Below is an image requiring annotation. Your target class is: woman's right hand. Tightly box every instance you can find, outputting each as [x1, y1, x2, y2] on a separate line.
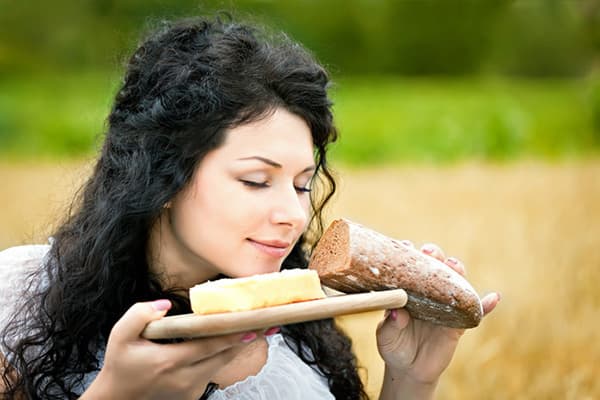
[82, 300, 256, 400]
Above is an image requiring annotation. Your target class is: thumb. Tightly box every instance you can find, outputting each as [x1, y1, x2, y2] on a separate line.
[110, 300, 172, 343]
[377, 309, 411, 346]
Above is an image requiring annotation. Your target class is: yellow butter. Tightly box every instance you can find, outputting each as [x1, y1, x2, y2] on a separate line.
[189, 269, 326, 314]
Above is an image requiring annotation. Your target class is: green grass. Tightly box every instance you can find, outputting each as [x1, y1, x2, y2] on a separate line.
[0, 72, 598, 164]
[0, 71, 119, 159]
[330, 76, 599, 165]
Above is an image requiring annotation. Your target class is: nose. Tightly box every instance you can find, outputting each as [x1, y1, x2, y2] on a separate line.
[269, 184, 309, 229]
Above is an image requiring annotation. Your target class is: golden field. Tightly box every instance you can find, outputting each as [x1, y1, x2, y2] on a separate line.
[1, 160, 599, 399]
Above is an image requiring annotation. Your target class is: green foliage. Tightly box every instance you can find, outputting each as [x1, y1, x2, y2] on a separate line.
[329, 76, 598, 164]
[0, 73, 596, 164]
[590, 75, 600, 145]
[0, 71, 118, 158]
[0, 0, 596, 77]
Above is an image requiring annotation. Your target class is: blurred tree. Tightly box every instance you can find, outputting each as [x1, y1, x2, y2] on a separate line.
[490, 0, 593, 76]
[0, 0, 596, 76]
[579, 0, 600, 66]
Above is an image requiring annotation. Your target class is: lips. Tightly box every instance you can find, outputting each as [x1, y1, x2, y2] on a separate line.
[247, 238, 291, 258]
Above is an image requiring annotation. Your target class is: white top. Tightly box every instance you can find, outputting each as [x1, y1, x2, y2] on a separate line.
[0, 245, 334, 399]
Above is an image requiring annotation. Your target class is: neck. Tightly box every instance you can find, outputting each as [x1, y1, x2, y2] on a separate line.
[147, 211, 219, 291]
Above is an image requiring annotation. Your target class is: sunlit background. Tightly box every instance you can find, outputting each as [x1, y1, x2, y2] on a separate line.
[1, 1, 599, 398]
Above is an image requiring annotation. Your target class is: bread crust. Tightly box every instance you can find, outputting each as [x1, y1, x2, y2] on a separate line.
[309, 219, 483, 328]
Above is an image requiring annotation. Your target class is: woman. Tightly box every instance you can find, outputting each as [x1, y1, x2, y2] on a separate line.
[0, 16, 499, 399]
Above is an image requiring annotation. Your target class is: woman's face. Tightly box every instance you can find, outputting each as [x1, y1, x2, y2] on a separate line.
[154, 108, 316, 287]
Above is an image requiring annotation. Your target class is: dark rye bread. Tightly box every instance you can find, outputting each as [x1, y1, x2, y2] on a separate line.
[309, 219, 483, 329]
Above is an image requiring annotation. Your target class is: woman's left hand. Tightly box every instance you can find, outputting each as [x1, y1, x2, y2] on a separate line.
[376, 242, 500, 386]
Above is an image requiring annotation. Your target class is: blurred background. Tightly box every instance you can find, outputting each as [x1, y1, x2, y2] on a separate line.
[1, 0, 599, 161]
[1, 0, 599, 398]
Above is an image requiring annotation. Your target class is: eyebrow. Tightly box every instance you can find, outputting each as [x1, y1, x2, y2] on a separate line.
[237, 156, 316, 173]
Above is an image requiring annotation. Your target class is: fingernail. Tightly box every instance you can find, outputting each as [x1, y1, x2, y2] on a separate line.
[422, 245, 434, 254]
[390, 309, 398, 321]
[241, 332, 257, 343]
[496, 292, 502, 302]
[264, 327, 280, 336]
[152, 299, 171, 312]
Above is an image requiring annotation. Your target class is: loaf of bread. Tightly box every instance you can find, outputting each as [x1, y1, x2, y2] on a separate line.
[309, 219, 483, 328]
[189, 269, 326, 314]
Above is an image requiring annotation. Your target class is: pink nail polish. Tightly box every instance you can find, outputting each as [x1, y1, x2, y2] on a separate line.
[264, 327, 281, 336]
[390, 309, 398, 321]
[241, 332, 257, 343]
[151, 299, 171, 311]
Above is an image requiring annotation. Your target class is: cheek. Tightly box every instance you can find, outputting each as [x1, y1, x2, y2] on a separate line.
[169, 191, 242, 260]
[177, 181, 263, 235]
[301, 195, 313, 220]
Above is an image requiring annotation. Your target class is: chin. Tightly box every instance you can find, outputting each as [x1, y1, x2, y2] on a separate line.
[236, 263, 282, 278]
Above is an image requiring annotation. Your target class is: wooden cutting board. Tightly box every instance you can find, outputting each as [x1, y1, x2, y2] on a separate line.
[142, 289, 407, 339]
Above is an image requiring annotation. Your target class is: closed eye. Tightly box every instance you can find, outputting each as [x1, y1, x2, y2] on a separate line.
[239, 179, 269, 188]
[240, 179, 311, 193]
[295, 186, 312, 193]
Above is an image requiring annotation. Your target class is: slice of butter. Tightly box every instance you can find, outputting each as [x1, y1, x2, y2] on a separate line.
[190, 269, 326, 314]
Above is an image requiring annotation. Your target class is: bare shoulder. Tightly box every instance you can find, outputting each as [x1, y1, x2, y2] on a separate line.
[0, 351, 7, 386]
[0, 350, 25, 399]
[1, 352, 13, 394]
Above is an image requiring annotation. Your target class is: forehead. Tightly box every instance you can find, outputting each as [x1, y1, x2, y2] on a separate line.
[217, 108, 315, 162]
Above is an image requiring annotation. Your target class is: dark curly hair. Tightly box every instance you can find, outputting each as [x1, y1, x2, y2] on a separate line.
[1, 15, 368, 400]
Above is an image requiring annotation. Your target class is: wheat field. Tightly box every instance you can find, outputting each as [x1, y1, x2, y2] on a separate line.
[1, 160, 599, 399]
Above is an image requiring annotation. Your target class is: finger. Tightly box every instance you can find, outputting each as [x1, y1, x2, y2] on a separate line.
[379, 308, 410, 331]
[185, 345, 244, 396]
[165, 331, 259, 365]
[160, 345, 244, 399]
[400, 239, 414, 248]
[421, 243, 446, 262]
[111, 300, 172, 344]
[377, 308, 411, 349]
[189, 342, 242, 369]
[481, 292, 501, 316]
[445, 256, 466, 276]
[263, 326, 281, 336]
